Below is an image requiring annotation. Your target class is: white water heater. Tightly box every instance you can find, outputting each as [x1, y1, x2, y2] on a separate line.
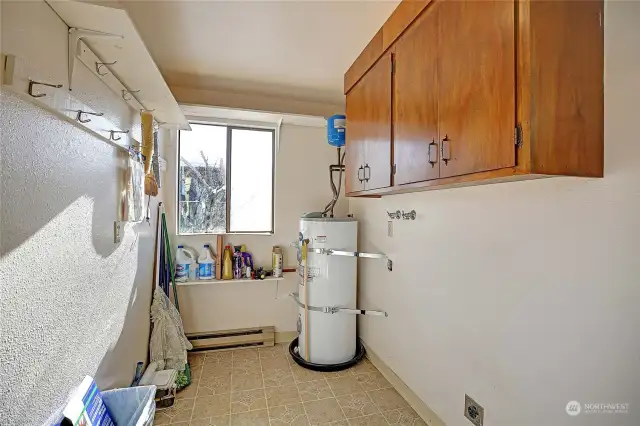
[297, 216, 357, 364]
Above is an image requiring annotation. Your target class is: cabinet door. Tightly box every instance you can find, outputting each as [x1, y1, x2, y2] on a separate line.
[345, 88, 365, 193]
[393, 6, 439, 185]
[357, 54, 393, 191]
[438, 0, 515, 178]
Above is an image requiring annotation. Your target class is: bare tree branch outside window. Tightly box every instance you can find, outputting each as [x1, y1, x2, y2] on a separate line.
[178, 123, 274, 235]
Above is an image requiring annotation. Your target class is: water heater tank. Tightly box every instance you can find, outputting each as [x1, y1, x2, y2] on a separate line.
[298, 216, 357, 364]
[327, 114, 346, 147]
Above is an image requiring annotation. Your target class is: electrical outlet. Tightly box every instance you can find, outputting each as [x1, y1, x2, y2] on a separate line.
[114, 221, 125, 243]
[388, 220, 393, 237]
[464, 394, 484, 426]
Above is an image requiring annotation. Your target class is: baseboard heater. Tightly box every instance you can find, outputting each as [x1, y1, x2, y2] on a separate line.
[187, 326, 275, 352]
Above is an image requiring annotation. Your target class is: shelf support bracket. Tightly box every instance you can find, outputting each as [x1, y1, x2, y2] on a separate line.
[68, 27, 122, 90]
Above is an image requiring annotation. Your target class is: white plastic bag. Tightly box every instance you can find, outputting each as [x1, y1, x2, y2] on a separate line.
[149, 286, 192, 371]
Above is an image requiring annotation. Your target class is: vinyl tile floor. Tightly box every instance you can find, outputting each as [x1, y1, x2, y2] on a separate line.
[154, 344, 427, 426]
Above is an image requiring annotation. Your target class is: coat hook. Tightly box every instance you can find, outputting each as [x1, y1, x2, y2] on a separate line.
[95, 61, 117, 76]
[28, 79, 63, 98]
[122, 89, 140, 101]
[76, 110, 104, 124]
[109, 129, 130, 141]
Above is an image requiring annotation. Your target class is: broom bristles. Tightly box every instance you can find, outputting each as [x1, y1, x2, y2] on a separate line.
[145, 173, 158, 196]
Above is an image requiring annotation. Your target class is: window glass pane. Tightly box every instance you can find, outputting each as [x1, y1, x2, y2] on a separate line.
[178, 124, 227, 234]
[229, 128, 274, 232]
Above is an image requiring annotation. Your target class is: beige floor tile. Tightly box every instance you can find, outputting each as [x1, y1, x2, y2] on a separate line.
[229, 409, 269, 426]
[367, 388, 408, 412]
[265, 385, 301, 407]
[353, 372, 391, 392]
[231, 357, 261, 375]
[297, 379, 333, 401]
[285, 349, 297, 365]
[322, 369, 353, 379]
[188, 353, 206, 369]
[351, 360, 377, 375]
[258, 345, 284, 358]
[197, 374, 232, 396]
[189, 366, 204, 382]
[326, 376, 364, 396]
[268, 402, 310, 426]
[303, 398, 346, 425]
[382, 407, 427, 426]
[189, 415, 231, 426]
[347, 414, 388, 426]
[188, 418, 212, 426]
[230, 389, 267, 413]
[192, 394, 231, 419]
[291, 364, 326, 383]
[202, 363, 233, 379]
[260, 355, 290, 371]
[203, 353, 233, 374]
[205, 351, 233, 364]
[232, 348, 259, 361]
[335, 393, 378, 419]
[156, 398, 195, 424]
[172, 422, 190, 426]
[154, 410, 171, 425]
[209, 415, 231, 426]
[231, 372, 263, 391]
[177, 378, 200, 399]
[263, 367, 295, 388]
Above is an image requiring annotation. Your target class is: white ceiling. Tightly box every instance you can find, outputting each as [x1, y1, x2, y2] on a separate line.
[120, 0, 399, 107]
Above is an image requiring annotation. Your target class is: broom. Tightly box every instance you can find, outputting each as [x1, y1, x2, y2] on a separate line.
[141, 111, 158, 196]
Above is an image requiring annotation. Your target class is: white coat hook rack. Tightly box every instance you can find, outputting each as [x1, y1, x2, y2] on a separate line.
[122, 89, 140, 102]
[95, 61, 117, 76]
[28, 79, 63, 98]
[2, 52, 139, 155]
[68, 27, 123, 90]
[110, 130, 130, 141]
[76, 110, 104, 124]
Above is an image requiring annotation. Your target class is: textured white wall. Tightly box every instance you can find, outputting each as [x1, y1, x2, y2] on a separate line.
[350, 2, 640, 426]
[164, 123, 347, 334]
[0, 1, 160, 424]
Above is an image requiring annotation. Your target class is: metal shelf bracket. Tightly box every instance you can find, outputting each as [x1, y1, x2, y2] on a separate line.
[68, 27, 122, 90]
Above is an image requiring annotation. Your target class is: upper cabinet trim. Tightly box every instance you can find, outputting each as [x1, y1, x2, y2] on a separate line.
[344, 0, 433, 94]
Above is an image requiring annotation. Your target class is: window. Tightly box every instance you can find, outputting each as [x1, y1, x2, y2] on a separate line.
[178, 123, 275, 234]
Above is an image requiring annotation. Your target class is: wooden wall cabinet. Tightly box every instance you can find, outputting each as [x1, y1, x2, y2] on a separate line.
[345, 53, 393, 193]
[344, 0, 604, 197]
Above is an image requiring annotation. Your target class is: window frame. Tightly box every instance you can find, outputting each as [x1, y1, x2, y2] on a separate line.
[177, 120, 276, 235]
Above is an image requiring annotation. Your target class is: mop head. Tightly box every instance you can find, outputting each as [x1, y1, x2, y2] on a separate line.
[145, 173, 158, 196]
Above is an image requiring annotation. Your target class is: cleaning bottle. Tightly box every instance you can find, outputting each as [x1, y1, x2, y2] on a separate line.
[175, 246, 196, 282]
[198, 244, 214, 280]
[222, 245, 233, 280]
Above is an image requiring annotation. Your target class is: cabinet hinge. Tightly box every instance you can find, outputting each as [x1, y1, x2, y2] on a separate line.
[392, 164, 397, 175]
[514, 124, 523, 148]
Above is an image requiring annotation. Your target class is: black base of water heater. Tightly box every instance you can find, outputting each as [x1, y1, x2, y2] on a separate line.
[289, 337, 366, 372]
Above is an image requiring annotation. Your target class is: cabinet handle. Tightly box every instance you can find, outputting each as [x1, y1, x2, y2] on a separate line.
[364, 164, 371, 181]
[441, 135, 451, 165]
[428, 140, 438, 167]
[358, 165, 364, 183]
